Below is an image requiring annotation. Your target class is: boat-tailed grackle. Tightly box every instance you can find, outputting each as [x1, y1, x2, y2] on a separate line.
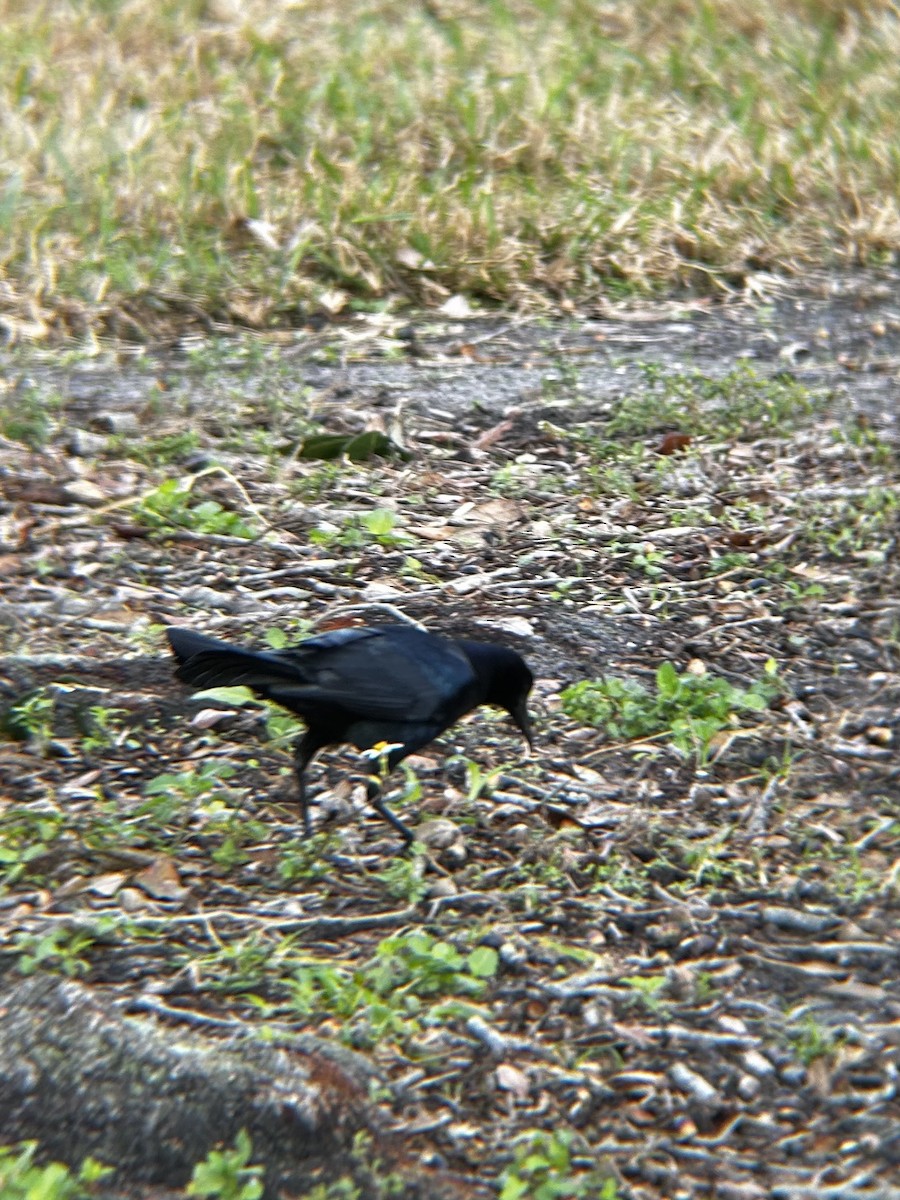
[167, 623, 534, 843]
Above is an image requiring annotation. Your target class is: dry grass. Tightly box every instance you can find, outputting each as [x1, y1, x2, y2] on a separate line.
[2, 0, 900, 338]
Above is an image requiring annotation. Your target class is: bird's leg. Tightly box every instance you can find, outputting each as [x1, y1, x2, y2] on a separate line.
[366, 778, 416, 846]
[293, 737, 315, 838]
[296, 769, 313, 838]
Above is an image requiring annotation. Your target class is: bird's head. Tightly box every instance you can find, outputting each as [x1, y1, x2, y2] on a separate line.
[461, 640, 535, 751]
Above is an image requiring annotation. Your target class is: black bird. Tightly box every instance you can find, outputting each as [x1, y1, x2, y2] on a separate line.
[166, 624, 534, 843]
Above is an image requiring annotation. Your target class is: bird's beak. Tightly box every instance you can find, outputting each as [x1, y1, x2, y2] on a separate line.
[510, 702, 534, 754]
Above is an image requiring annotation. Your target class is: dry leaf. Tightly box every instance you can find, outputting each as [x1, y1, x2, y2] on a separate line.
[58, 769, 104, 797]
[449, 499, 521, 527]
[480, 615, 534, 638]
[88, 872, 129, 897]
[473, 419, 515, 451]
[410, 522, 454, 541]
[495, 1063, 530, 1101]
[54, 878, 88, 901]
[656, 432, 692, 455]
[318, 289, 348, 315]
[134, 857, 189, 902]
[440, 294, 474, 318]
[190, 708, 236, 730]
[359, 580, 406, 600]
[395, 246, 434, 271]
[119, 887, 151, 913]
[724, 529, 764, 547]
[243, 218, 280, 251]
[570, 763, 609, 787]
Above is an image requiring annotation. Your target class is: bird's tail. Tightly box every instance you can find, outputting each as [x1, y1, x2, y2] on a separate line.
[166, 628, 304, 691]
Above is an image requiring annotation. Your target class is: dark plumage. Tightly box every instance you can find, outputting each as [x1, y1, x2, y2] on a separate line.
[166, 623, 534, 843]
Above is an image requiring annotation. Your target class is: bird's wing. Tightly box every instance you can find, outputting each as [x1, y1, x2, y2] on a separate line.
[168, 624, 479, 726]
[271, 625, 477, 723]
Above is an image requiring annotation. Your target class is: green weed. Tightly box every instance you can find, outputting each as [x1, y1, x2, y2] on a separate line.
[81, 705, 132, 753]
[562, 660, 781, 765]
[0, 1142, 111, 1200]
[787, 1014, 844, 1067]
[0, 808, 65, 886]
[14, 924, 100, 979]
[310, 508, 413, 551]
[613, 362, 823, 441]
[187, 1130, 263, 1200]
[143, 761, 239, 810]
[0, 383, 63, 448]
[125, 429, 201, 466]
[132, 479, 257, 539]
[287, 930, 499, 1048]
[500, 1129, 617, 1200]
[621, 973, 669, 1015]
[3, 688, 59, 753]
[376, 855, 429, 905]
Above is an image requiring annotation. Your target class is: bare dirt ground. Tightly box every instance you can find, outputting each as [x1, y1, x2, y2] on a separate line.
[1, 271, 899, 1198]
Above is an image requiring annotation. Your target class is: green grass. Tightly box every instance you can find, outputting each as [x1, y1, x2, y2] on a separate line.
[2, 1, 900, 339]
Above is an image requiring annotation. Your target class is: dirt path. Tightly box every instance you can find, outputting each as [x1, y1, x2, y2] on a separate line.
[1, 272, 899, 1198]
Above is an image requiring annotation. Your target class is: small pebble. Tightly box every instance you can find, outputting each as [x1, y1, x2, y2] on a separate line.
[91, 410, 140, 435]
[780, 1064, 807, 1087]
[426, 877, 458, 900]
[737, 1073, 761, 1101]
[62, 479, 107, 506]
[67, 428, 108, 456]
[742, 1049, 776, 1079]
[416, 818, 461, 850]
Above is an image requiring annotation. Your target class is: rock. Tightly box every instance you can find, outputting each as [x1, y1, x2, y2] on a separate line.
[66, 428, 109, 457]
[91, 411, 140, 435]
[62, 479, 107, 506]
[416, 818, 463, 851]
[426, 877, 459, 899]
